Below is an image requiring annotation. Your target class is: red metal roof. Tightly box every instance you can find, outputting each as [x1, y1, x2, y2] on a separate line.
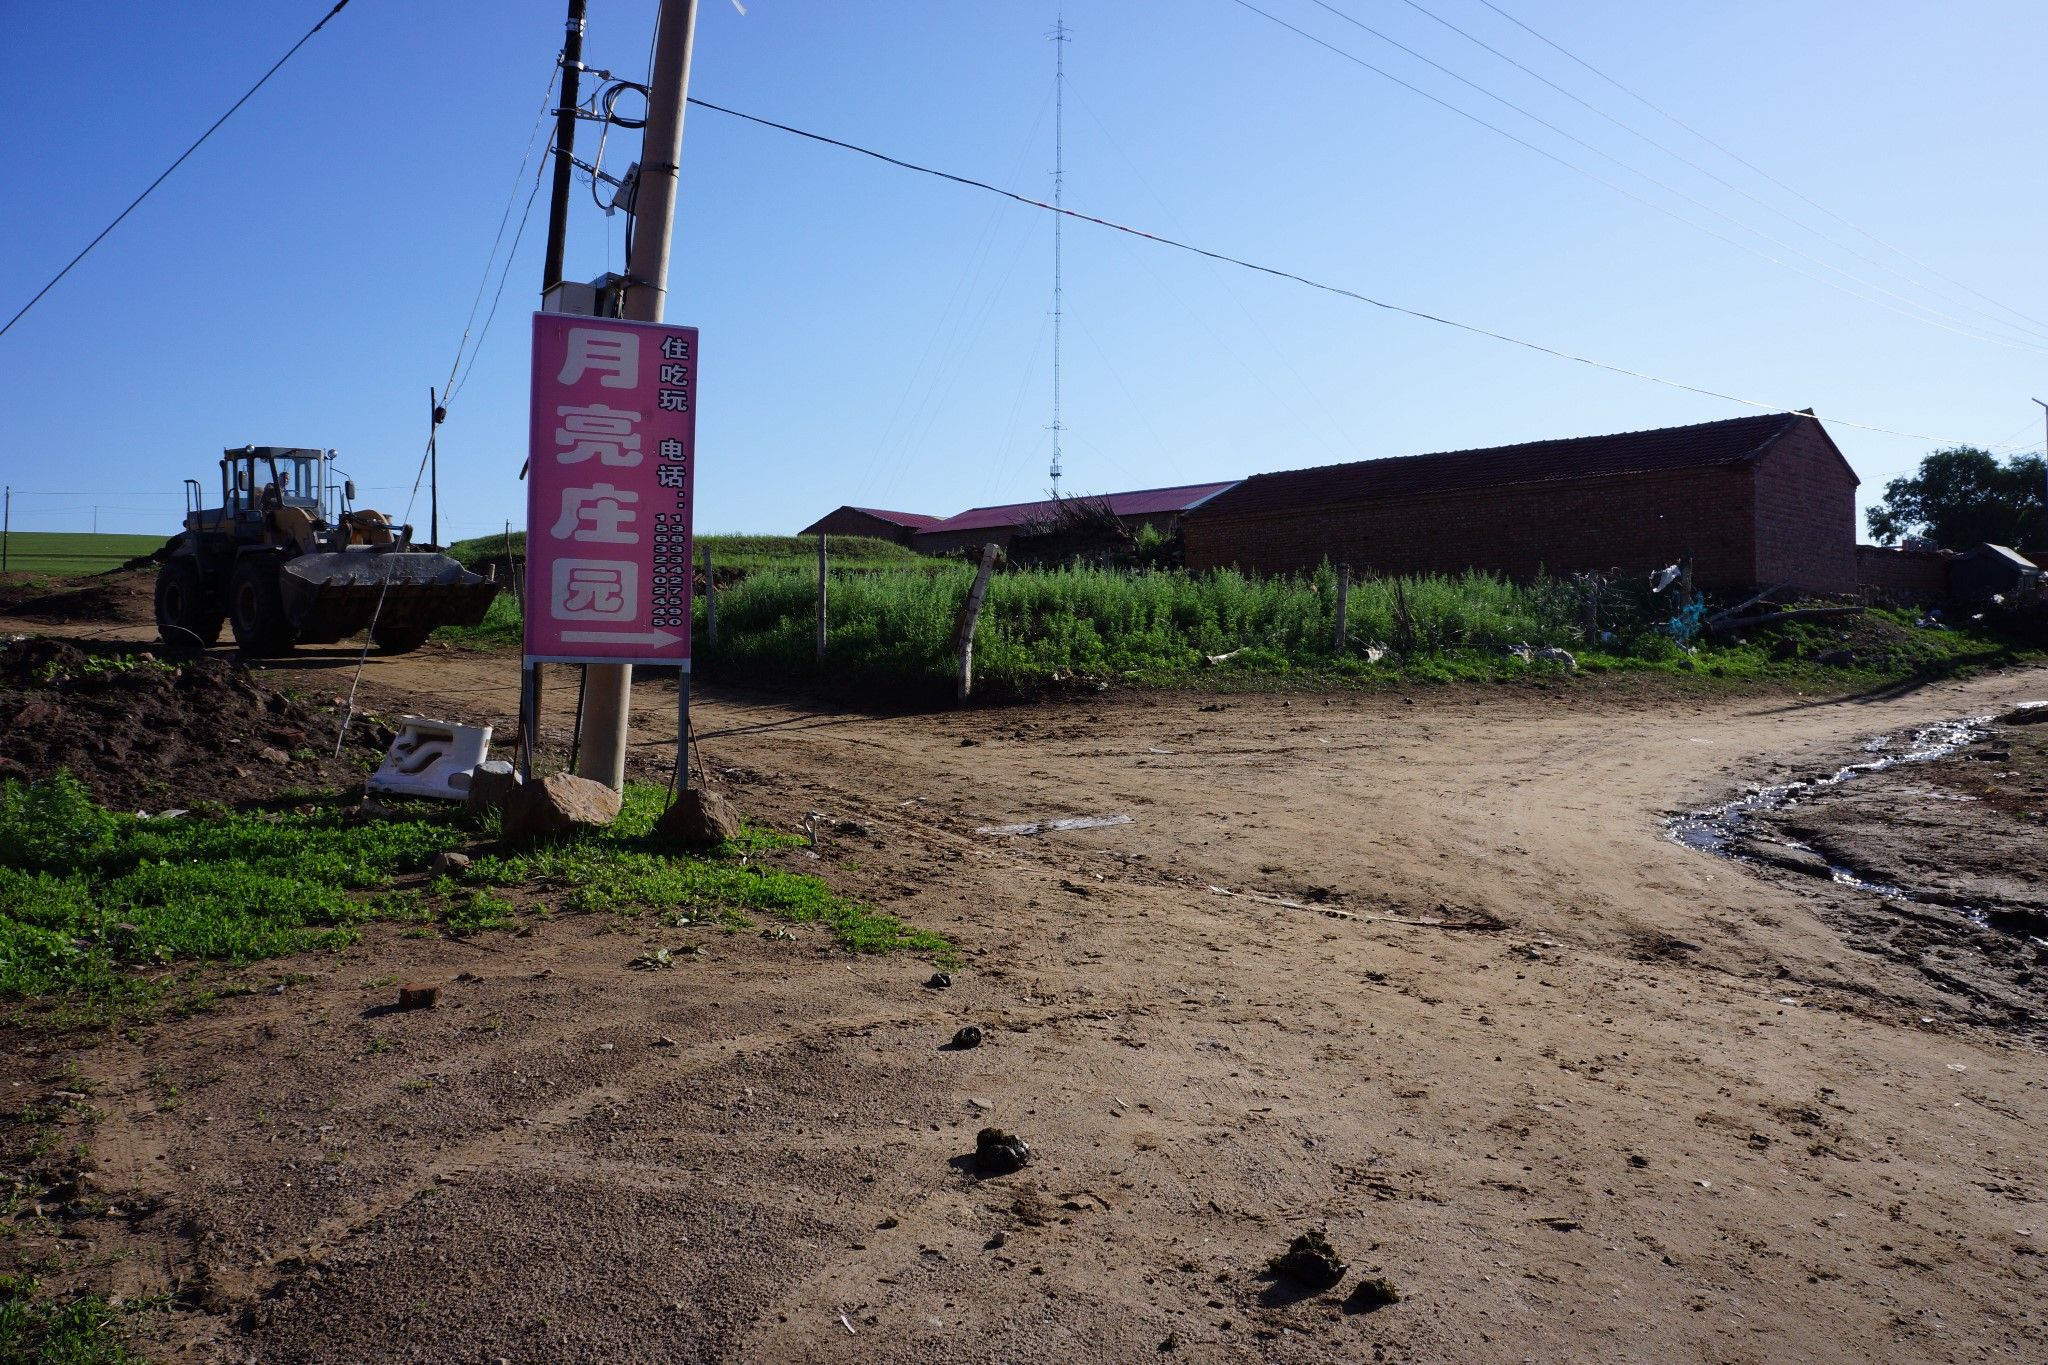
[847, 507, 942, 530]
[917, 482, 1241, 535]
[1189, 413, 1816, 519]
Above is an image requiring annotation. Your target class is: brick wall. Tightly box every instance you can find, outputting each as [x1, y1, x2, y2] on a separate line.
[1183, 465, 1762, 589]
[1855, 545, 1951, 602]
[1750, 422, 1860, 592]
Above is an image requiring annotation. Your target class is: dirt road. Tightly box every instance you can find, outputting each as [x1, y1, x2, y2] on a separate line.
[7, 595, 2047, 1362]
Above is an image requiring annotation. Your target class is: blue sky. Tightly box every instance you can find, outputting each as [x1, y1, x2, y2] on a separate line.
[3, 0, 2044, 542]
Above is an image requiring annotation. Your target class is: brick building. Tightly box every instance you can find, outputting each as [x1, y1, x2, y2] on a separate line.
[1182, 412, 1858, 592]
[796, 506, 940, 546]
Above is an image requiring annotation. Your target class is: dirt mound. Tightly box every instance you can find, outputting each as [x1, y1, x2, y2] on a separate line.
[0, 636, 390, 810]
[0, 567, 157, 625]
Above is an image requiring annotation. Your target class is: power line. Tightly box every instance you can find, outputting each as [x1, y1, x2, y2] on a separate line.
[683, 96, 2022, 450]
[0, 1, 353, 342]
[1230, 0, 2048, 354]
[1384, 0, 2048, 346]
[1467, 0, 2048, 339]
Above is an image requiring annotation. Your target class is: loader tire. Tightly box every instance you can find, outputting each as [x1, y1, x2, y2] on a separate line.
[370, 624, 430, 655]
[154, 559, 223, 648]
[228, 559, 294, 656]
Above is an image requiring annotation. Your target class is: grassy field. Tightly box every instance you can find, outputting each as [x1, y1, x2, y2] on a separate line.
[444, 530, 920, 579]
[0, 774, 948, 1034]
[446, 559, 2035, 695]
[0, 532, 162, 576]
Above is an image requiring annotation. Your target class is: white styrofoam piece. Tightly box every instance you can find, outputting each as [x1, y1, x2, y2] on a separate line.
[366, 715, 494, 801]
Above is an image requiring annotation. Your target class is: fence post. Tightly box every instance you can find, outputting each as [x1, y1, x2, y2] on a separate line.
[1333, 563, 1351, 652]
[1583, 573, 1601, 642]
[954, 542, 1000, 703]
[504, 520, 519, 608]
[703, 543, 717, 648]
[815, 534, 828, 663]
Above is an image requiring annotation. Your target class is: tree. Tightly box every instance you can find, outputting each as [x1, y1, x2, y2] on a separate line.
[1865, 446, 2047, 550]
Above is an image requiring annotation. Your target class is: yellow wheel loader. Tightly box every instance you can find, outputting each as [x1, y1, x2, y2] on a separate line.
[154, 446, 498, 655]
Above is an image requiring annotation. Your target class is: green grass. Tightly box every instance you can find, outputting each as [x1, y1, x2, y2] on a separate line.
[443, 531, 919, 579]
[0, 533, 163, 577]
[0, 1275, 146, 1364]
[429, 554, 2037, 695]
[0, 774, 948, 1032]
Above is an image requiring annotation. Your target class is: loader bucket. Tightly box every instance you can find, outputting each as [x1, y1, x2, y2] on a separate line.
[278, 549, 499, 645]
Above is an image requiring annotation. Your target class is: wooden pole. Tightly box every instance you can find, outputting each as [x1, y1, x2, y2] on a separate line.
[1333, 563, 1351, 652]
[815, 533, 828, 663]
[703, 543, 717, 647]
[955, 542, 1000, 702]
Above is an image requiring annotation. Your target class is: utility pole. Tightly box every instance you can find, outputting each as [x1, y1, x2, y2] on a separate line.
[542, 0, 588, 295]
[576, 0, 698, 791]
[2, 487, 10, 573]
[1048, 14, 1066, 496]
[2035, 398, 2047, 550]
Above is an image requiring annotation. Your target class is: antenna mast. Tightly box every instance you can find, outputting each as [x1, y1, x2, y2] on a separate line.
[1049, 14, 1067, 495]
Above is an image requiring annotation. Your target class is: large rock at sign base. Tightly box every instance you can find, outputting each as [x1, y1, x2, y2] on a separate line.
[502, 771, 621, 839]
[654, 787, 743, 847]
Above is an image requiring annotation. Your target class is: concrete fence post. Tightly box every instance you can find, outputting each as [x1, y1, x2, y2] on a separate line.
[1333, 562, 1351, 652]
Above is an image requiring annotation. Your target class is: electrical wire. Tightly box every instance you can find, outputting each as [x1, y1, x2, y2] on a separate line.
[1467, 0, 2048, 339]
[1383, 0, 2048, 346]
[683, 96, 2024, 451]
[0, 1, 353, 342]
[1229, 0, 2048, 355]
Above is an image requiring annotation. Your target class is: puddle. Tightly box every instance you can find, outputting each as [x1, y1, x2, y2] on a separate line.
[1667, 715, 1990, 859]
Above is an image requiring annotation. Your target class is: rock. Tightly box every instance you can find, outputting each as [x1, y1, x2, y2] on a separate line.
[396, 983, 439, 1011]
[1269, 1227, 1347, 1291]
[949, 1025, 984, 1050]
[1733, 836, 1834, 878]
[258, 745, 291, 766]
[429, 850, 472, 878]
[465, 760, 519, 812]
[653, 787, 743, 846]
[974, 1127, 1031, 1175]
[1997, 703, 2048, 726]
[1534, 647, 1576, 669]
[1344, 1275, 1401, 1312]
[502, 772, 621, 839]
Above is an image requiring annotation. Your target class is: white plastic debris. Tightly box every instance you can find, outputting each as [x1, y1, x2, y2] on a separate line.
[366, 715, 494, 801]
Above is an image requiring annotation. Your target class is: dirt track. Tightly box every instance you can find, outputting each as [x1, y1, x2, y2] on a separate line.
[6, 586, 2047, 1362]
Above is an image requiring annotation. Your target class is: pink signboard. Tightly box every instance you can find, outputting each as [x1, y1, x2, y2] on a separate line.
[524, 313, 698, 666]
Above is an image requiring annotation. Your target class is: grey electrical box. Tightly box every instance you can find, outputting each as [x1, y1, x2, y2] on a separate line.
[541, 272, 629, 318]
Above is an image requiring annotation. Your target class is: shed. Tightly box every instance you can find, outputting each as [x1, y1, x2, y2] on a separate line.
[1182, 412, 1858, 592]
[1950, 544, 2042, 601]
[910, 482, 1240, 556]
[796, 506, 940, 546]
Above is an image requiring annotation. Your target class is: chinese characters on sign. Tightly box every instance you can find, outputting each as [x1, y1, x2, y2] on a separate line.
[525, 315, 699, 664]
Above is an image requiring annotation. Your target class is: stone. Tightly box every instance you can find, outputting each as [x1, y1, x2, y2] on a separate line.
[502, 771, 621, 839]
[429, 850, 472, 878]
[1269, 1227, 1347, 1291]
[974, 1127, 1031, 1175]
[258, 745, 291, 766]
[465, 760, 519, 812]
[396, 983, 439, 1011]
[654, 787, 743, 846]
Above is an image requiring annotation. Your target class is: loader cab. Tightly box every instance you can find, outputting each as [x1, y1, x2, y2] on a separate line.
[221, 446, 332, 526]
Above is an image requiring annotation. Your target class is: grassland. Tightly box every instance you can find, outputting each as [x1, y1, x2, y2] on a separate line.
[0, 532, 162, 577]
[443, 530, 920, 578]
[0, 775, 948, 1034]
[443, 557, 2034, 695]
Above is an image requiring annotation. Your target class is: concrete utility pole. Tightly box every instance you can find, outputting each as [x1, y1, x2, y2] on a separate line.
[576, 0, 698, 790]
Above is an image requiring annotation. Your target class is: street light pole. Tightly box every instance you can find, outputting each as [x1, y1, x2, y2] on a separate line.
[575, 0, 699, 791]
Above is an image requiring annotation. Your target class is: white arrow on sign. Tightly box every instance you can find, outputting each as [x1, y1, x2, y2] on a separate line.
[560, 628, 683, 647]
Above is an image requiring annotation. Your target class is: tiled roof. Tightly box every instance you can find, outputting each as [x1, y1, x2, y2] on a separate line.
[917, 482, 1241, 535]
[1190, 413, 1813, 519]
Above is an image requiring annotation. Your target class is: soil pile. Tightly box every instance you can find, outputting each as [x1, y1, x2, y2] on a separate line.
[0, 636, 389, 809]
